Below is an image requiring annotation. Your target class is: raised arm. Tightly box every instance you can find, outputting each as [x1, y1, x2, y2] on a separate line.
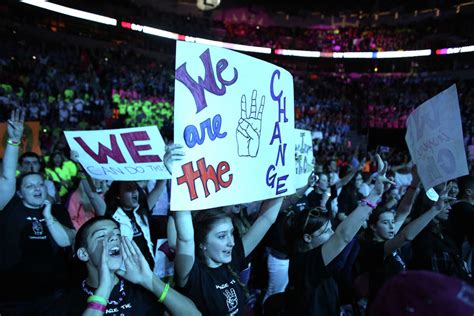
[43, 200, 75, 247]
[146, 144, 185, 211]
[146, 180, 166, 211]
[384, 183, 453, 256]
[281, 172, 317, 210]
[335, 166, 359, 190]
[71, 151, 106, 216]
[322, 155, 391, 266]
[393, 165, 421, 234]
[80, 178, 107, 216]
[0, 108, 25, 210]
[242, 197, 284, 257]
[167, 214, 177, 251]
[173, 211, 195, 287]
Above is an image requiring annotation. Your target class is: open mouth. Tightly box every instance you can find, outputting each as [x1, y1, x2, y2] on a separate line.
[223, 250, 231, 256]
[108, 246, 121, 257]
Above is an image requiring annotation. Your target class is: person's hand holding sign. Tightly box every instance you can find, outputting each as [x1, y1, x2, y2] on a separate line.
[237, 89, 265, 158]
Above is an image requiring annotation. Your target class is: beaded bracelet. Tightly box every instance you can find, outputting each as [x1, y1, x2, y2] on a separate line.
[87, 295, 107, 306]
[7, 139, 20, 147]
[87, 301, 106, 313]
[159, 283, 170, 303]
[361, 199, 378, 209]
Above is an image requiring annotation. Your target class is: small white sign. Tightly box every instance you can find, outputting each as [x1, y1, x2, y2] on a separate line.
[64, 126, 169, 181]
[295, 129, 314, 188]
[405, 84, 468, 190]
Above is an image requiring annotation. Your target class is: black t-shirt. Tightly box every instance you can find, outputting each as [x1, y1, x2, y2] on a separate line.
[265, 209, 296, 258]
[123, 209, 155, 269]
[338, 186, 363, 216]
[180, 235, 246, 316]
[66, 278, 164, 315]
[0, 198, 73, 300]
[286, 246, 339, 316]
[410, 228, 471, 281]
[306, 185, 338, 211]
[357, 240, 406, 301]
[447, 201, 474, 251]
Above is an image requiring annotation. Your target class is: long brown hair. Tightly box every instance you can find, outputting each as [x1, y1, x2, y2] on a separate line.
[193, 208, 249, 298]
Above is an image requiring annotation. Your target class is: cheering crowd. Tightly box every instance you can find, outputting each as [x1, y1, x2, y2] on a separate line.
[1, 100, 473, 316]
[1, 4, 474, 315]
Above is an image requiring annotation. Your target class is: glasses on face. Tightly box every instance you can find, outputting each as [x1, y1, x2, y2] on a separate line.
[302, 207, 326, 234]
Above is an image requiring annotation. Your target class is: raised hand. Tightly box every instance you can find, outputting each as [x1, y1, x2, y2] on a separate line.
[236, 90, 265, 158]
[7, 107, 25, 143]
[116, 237, 154, 291]
[433, 182, 456, 212]
[373, 154, 396, 196]
[164, 144, 185, 174]
[94, 238, 115, 298]
[42, 199, 52, 219]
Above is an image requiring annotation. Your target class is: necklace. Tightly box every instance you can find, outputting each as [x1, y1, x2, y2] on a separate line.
[82, 278, 126, 305]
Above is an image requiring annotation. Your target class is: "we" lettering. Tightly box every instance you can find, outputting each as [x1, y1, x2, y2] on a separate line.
[175, 48, 238, 114]
[74, 131, 162, 164]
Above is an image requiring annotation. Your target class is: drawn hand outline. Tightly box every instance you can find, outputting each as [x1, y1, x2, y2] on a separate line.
[236, 89, 265, 158]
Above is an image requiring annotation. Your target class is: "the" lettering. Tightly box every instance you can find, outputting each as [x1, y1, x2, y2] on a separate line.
[176, 158, 233, 200]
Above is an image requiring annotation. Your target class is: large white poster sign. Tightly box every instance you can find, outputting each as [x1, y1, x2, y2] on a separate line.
[295, 129, 314, 188]
[64, 126, 169, 181]
[172, 41, 295, 210]
[405, 84, 468, 190]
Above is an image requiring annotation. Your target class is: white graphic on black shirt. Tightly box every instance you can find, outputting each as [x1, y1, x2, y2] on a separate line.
[105, 301, 133, 314]
[130, 220, 143, 237]
[223, 287, 238, 313]
[26, 216, 47, 240]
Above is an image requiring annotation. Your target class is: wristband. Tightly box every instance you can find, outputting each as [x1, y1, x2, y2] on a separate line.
[87, 302, 106, 312]
[87, 295, 107, 306]
[7, 139, 20, 146]
[361, 199, 378, 209]
[158, 283, 170, 303]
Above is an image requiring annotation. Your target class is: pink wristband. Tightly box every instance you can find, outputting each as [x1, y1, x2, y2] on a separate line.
[87, 301, 106, 312]
[361, 199, 378, 209]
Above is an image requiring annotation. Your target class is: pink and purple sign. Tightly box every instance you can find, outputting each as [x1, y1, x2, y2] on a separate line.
[64, 126, 169, 180]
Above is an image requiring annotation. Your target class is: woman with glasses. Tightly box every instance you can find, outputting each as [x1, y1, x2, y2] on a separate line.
[285, 155, 390, 315]
[337, 171, 366, 223]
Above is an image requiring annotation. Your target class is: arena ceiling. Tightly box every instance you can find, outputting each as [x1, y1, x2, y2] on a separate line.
[130, 0, 466, 15]
[48, 0, 467, 16]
